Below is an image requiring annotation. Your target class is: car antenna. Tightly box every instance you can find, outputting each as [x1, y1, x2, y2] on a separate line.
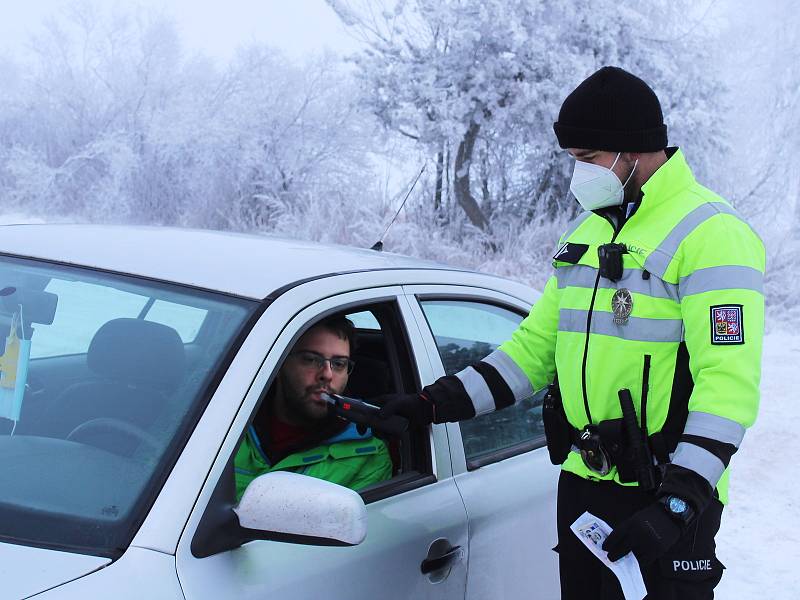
[371, 164, 426, 251]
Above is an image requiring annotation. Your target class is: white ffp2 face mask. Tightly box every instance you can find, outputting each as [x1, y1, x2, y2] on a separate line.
[569, 153, 638, 211]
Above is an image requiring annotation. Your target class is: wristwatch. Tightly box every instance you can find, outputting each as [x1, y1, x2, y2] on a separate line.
[659, 494, 695, 525]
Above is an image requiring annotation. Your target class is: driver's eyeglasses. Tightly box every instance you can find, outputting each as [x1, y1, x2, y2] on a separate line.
[290, 350, 355, 375]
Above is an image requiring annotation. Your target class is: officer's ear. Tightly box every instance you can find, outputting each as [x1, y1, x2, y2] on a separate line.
[622, 152, 641, 163]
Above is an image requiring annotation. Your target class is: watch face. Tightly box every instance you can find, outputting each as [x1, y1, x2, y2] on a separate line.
[668, 496, 688, 514]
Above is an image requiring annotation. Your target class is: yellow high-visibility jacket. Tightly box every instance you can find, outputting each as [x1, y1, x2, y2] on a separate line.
[428, 148, 765, 509]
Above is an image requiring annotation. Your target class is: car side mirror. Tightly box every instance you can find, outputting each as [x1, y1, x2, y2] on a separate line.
[191, 465, 368, 558]
[235, 471, 367, 546]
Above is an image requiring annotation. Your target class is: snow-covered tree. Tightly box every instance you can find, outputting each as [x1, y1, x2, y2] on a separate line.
[201, 47, 378, 231]
[0, 3, 187, 221]
[0, 2, 385, 237]
[328, 0, 728, 234]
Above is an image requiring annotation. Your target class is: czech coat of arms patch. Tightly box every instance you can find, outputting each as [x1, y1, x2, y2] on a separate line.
[710, 305, 744, 345]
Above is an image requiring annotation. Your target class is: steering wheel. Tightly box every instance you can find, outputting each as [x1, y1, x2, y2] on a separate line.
[67, 417, 160, 455]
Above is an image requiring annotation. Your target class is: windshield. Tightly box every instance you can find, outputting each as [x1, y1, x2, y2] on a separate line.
[0, 255, 257, 557]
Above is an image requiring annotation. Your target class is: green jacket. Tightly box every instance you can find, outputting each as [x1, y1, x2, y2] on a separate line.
[234, 421, 393, 501]
[431, 149, 764, 508]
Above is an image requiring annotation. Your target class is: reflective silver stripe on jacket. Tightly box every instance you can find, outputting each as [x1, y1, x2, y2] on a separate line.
[679, 265, 764, 299]
[683, 411, 746, 447]
[482, 349, 534, 403]
[558, 309, 684, 343]
[644, 202, 742, 279]
[455, 366, 495, 416]
[671, 441, 726, 488]
[556, 264, 597, 289]
[557, 264, 680, 301]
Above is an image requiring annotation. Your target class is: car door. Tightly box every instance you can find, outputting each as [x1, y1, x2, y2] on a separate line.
[175, 284, 468, 600]
[404, 284, 561, 600]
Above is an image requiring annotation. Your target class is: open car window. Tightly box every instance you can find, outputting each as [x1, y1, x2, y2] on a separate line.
[0, 255, 257, 557]
[236, 301, 433, 506]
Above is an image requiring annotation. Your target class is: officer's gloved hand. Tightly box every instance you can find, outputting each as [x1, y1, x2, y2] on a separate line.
[371, 392, 435, 429]
[602, 501, 683, 565]
[353, 402, 410, 439]
[355, 421, 380, 438]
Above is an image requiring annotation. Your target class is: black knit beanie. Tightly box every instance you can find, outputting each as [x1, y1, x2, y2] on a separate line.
[553, 66, 667, 152]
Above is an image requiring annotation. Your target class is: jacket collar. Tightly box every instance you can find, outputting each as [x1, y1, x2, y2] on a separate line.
[589, 148, 694, 228]
[639, 147, 696, 210]
[325, 421, 375, 444]
[270, 424, 380, 471]
[248, 419, 373, 467]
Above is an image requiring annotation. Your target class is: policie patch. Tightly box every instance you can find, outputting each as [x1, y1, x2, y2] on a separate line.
[710, 304, 744, 345]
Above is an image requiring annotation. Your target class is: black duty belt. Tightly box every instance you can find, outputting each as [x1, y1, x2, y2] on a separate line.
[569, 423, 678, 480]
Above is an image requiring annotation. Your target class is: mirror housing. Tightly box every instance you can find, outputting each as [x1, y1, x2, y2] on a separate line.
[191, 466, 368, 558]
[236, 471, 368, 546]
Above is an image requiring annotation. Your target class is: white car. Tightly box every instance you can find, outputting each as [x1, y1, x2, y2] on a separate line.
[0, 225, 559, 599]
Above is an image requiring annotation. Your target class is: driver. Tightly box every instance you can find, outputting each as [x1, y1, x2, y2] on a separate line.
[234, 316, 393, 500]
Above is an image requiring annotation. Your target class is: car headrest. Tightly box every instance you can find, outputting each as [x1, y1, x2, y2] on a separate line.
[347, 355, 392, 399]
[0, 287, 58, 326]
[88, 318, 186, 390]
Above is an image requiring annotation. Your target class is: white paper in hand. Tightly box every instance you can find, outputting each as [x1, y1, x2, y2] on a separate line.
[570, 511, 648, 600]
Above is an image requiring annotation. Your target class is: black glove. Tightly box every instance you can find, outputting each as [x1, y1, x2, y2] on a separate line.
[354, 412, 407, 439]
[371, 392, 434, 429]
[602, 501, 683, 565]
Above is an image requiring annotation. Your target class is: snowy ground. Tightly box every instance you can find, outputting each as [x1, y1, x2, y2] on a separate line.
[0, 213, 45, 225]
[716, 331, 800, 598]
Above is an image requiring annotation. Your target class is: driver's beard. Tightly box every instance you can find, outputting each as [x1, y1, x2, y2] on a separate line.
[276, 371, 337, 427]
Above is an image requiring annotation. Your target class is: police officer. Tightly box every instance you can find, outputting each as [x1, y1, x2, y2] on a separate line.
[376, 66, 764, 599]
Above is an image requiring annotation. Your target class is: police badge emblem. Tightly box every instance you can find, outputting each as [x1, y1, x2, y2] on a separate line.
[611, 288, 633, 325]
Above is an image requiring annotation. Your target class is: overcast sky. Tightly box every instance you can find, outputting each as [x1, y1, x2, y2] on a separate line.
[1, 0, 360, 62]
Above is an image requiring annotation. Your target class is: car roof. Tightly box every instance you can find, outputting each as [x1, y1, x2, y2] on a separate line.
[0, 224, 473, 299]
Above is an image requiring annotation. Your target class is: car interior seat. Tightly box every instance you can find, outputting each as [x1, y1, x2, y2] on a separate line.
[36, 318, 186, 454]
[346, 330, 407, 474]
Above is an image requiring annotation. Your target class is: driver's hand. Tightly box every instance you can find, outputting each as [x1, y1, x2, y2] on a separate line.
[371, 393, 434, 429]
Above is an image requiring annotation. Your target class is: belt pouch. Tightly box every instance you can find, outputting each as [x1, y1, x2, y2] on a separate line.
[597, 418, 636, 483]
[542, 384, 571, 465]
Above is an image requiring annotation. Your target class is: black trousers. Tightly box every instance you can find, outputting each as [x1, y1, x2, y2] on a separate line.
[556, 471, 725, 600]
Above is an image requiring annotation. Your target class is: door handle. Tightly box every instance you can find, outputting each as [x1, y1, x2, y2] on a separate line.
[420, 544, 462, 574]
